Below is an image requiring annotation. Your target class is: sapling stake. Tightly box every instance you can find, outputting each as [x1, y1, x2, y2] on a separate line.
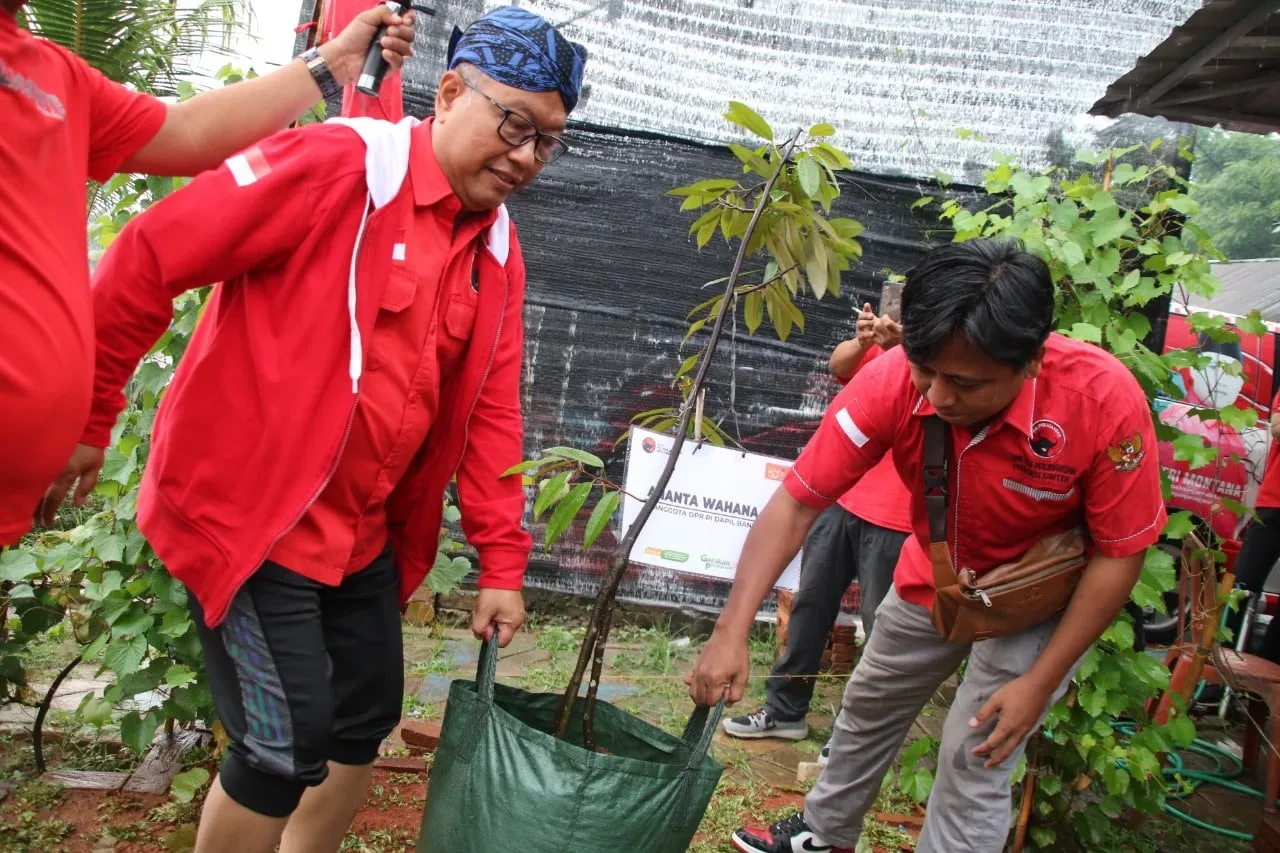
[554, 131, 803, 741]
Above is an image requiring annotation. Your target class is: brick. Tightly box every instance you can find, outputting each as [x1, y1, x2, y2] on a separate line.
[373, 756, 428, 773]
[399, 719, 442, 752]
[795, 761, 823, 783]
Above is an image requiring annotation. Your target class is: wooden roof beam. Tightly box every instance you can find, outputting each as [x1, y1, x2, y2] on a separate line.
[1154, 68, 1280, 106]
[1135, 0, 1280, 110]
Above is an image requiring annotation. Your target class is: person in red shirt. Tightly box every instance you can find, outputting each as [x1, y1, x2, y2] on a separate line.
[721, 304, 911, 758]
[1, 0, 416, 546]
[42, 8, 586, 853]
[1229, 393, 1280, 661]
[688, 238, 1165, 853]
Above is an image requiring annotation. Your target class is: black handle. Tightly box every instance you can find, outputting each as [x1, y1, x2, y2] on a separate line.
[356, 1, 409, 97]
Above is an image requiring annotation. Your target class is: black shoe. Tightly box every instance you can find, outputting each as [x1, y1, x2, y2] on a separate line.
[731, 811, 853, 853]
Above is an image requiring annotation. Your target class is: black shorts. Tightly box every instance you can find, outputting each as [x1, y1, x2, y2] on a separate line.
[192, 548, 404, 818]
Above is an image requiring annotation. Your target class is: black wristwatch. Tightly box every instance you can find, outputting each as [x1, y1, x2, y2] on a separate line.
[300, 47, 343, 100]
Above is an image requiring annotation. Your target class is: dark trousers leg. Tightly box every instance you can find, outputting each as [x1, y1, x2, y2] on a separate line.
[855, 523, 910, 639]
[765, 505, 861, 721]
[1232, 508, 1280, 661]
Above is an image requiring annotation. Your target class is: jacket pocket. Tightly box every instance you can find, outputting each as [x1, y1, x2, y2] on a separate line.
[368, 268, 420, 370]
[444, 275, 478, 342]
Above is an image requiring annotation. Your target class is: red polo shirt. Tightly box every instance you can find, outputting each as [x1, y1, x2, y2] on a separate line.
[785, 334, 1166, 609]
[1256, 392, 1280, 510]
[835, 345, 912, 534]
[0, 13, 166, 543]
[269, 124, 490, 583]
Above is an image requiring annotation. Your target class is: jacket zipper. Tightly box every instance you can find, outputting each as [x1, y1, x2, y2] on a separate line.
[240, 198, 372, 591]
[450, 261, 508, 477]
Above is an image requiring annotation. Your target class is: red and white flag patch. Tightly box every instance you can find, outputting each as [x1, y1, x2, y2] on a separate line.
[225, 145, 272, 187]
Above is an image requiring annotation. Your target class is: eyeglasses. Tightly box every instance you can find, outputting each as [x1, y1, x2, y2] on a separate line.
[462, 78, 571, 165]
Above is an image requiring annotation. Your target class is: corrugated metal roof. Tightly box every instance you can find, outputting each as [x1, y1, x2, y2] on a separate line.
[1091, 0, 1280, 134]
[397, 0, 1202, 181]
[1190, 258, 1280, 319]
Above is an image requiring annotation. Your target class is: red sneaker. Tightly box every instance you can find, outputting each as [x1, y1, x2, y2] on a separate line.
[731, 811, 854, 853]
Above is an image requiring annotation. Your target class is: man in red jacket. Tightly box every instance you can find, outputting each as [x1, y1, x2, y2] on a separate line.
[44, 8, 587, 852]
[1, 0, 415, 546]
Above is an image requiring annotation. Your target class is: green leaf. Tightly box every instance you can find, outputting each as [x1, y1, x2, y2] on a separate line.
[728, 144, 770, 175]
[533, 471, 572, 521]
[1217, 404, 1257, 431]
[743, 291, 764, 334]
[110, 610, 155, 639]
[1162, 511, 1195, 539]
[1167, 710, 1196, 748]
[899, 768, 934, 803]
[99, 446, 138, 486]
[79, 695, 114, 728]
[0, 550, 40, 583]
[724, 102, 773, 141]
[119, 709, 162, 754]
[675, 353, 700, 383]
[1029, 825, 1056, 849]
[1237, 309, 1268, 337]
[911, 195, 934, 210]
[427, 555, 471, 596]
[583, 491, 620, 550]
[1103, 619, 1135, 650]
[545, 483, 592, 550]
[104, 634, 147, 678]
[1171, 432, 1217, 470]
[544, 446, 606, 469]
[1165, 194, 1199, 215]
[816, 143, 853, 171]
[501, 458, 553, 477]
[808, 122, 836, 137]
[1131, 650, 1171, 691]
[1038, 774, 1063, 797]
[796, 157, 821, 197]
[1066, 322, 1102, 343]
[164, 665, 197, 688]
[900, 736, 936, 768]
[170, 767, 210, 804]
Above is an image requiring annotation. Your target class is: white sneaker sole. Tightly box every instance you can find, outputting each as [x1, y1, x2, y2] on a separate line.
[731, 834, 759, 853]
[722, 724, 809, 741]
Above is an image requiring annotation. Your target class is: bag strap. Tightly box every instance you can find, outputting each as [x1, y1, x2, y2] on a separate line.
[455, 639, 500, 761]
[923, 415, 959, 587]
[476, 637, 499, 707]
[671, 699, 726, 831]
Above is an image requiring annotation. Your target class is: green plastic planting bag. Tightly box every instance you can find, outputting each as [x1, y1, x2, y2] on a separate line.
[417, 641, 724, 852]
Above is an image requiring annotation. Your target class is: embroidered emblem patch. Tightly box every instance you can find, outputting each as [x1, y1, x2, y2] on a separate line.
[1029, 419, 1066, 459]
[1107, 433, 1145, 473]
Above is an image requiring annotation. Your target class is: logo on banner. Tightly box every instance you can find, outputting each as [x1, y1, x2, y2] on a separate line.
[1029, 419, 1066, 459]
[642, 437, 657, 453]
[764, 463, 789, 481]
[644, 546, 688, 562]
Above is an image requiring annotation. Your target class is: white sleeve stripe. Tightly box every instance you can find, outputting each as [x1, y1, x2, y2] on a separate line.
[1092, 505, 1165, 544]
[789, 468, 840, 502]
[835, 407, 870, 447]
[226, 154, 257, 187]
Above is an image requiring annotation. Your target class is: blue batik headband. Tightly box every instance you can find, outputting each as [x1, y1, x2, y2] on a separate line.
[447, 6, 588, 113]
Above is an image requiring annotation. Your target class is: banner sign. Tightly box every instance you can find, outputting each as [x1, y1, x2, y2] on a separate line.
[621, 428, 802, 590]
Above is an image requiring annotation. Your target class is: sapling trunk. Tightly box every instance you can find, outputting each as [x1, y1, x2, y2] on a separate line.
[554, 132, 803, 741]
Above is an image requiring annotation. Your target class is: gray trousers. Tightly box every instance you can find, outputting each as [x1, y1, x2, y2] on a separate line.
[765, 504, 909, 721]
[805, 588, 1080, 852]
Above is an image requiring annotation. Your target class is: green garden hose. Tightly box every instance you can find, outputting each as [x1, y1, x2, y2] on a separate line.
[1112, 719, 1263, 841]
